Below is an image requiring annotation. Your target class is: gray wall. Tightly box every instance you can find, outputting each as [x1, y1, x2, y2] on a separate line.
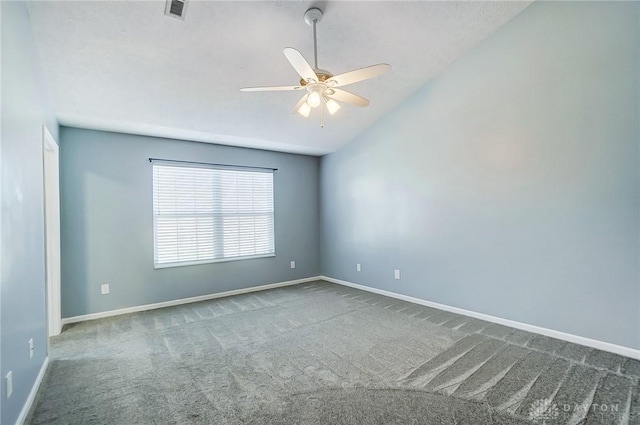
[1, 2, 59, 424]
[320, 1, 640, 349]
[59, 127, 320, 318]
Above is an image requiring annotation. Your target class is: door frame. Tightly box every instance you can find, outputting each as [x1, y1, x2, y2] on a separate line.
[43, 125, 62, 337]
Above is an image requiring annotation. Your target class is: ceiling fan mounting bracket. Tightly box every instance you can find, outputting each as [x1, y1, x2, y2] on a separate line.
[304, 8, 323, 26]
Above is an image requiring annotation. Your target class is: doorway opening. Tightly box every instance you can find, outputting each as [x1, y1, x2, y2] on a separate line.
[43, 126, 61, 337]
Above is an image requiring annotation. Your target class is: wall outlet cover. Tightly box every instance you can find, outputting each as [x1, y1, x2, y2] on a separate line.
[29, 338, 34, 359]
[290, 261, 296, 269]
[356, 263, 361, 272]
[101, 283, 110, 295]
[394, 269, 401, 280]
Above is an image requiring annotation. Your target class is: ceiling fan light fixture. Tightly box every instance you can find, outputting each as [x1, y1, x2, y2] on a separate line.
[306, 90, 322, 108]
[297, 101, 312, 117]
[324, 97, 341, 115]
[240, 6, 391, 124]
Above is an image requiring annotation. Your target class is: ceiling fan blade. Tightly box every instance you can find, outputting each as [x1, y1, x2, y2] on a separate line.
[240, 85, 303, 92]
[326, 88, 369, 107]
[328, 64, 391, 87]
[283, 47, 318, 83]
[292, 94, 308, 114]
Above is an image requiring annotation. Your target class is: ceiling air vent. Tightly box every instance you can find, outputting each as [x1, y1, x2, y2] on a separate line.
[165, 0, 187, 20]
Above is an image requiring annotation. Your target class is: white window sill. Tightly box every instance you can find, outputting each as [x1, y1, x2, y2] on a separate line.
[154, 253, 276, 269]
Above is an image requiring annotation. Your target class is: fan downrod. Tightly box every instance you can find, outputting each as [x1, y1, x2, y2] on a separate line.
[304, 7, 323, 70]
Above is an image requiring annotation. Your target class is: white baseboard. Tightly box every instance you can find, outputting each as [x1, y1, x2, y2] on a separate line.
[321, 276, 640, 360]
[61, 276, 321, 326]
[15, 356, 49, 425]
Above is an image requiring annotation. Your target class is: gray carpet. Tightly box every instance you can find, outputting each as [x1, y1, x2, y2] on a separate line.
[27, 281, 639, 424]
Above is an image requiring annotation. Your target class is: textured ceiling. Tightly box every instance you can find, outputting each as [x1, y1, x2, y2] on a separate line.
[28, 1, 532, 155]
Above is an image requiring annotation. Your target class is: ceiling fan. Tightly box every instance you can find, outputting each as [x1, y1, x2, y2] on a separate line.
[240, 7, 391, 121]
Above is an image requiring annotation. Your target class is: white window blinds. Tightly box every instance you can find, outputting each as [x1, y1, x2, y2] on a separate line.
[152, 163, 275, 268]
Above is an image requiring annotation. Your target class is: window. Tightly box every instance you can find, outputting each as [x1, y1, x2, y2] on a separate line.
[152, 162, 275, 268]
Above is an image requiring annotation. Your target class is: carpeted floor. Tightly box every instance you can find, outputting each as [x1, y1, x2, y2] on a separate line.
[28, 281, 639, 424]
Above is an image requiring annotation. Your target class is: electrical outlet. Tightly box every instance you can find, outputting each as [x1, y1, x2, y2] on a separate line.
[290, 261, 296, 269]
[101, 283, 110, 295]
[394, 269, 401, 280]
[28, 338, 34, 359]
[356, 263, 361, 272]
[5, 371, 12, 398]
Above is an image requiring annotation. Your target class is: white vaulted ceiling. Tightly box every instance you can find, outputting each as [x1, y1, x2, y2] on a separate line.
[27, 1, 532, 155]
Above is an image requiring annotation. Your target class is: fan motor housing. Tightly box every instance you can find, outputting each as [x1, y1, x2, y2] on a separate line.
[300, 69, 333, 86]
